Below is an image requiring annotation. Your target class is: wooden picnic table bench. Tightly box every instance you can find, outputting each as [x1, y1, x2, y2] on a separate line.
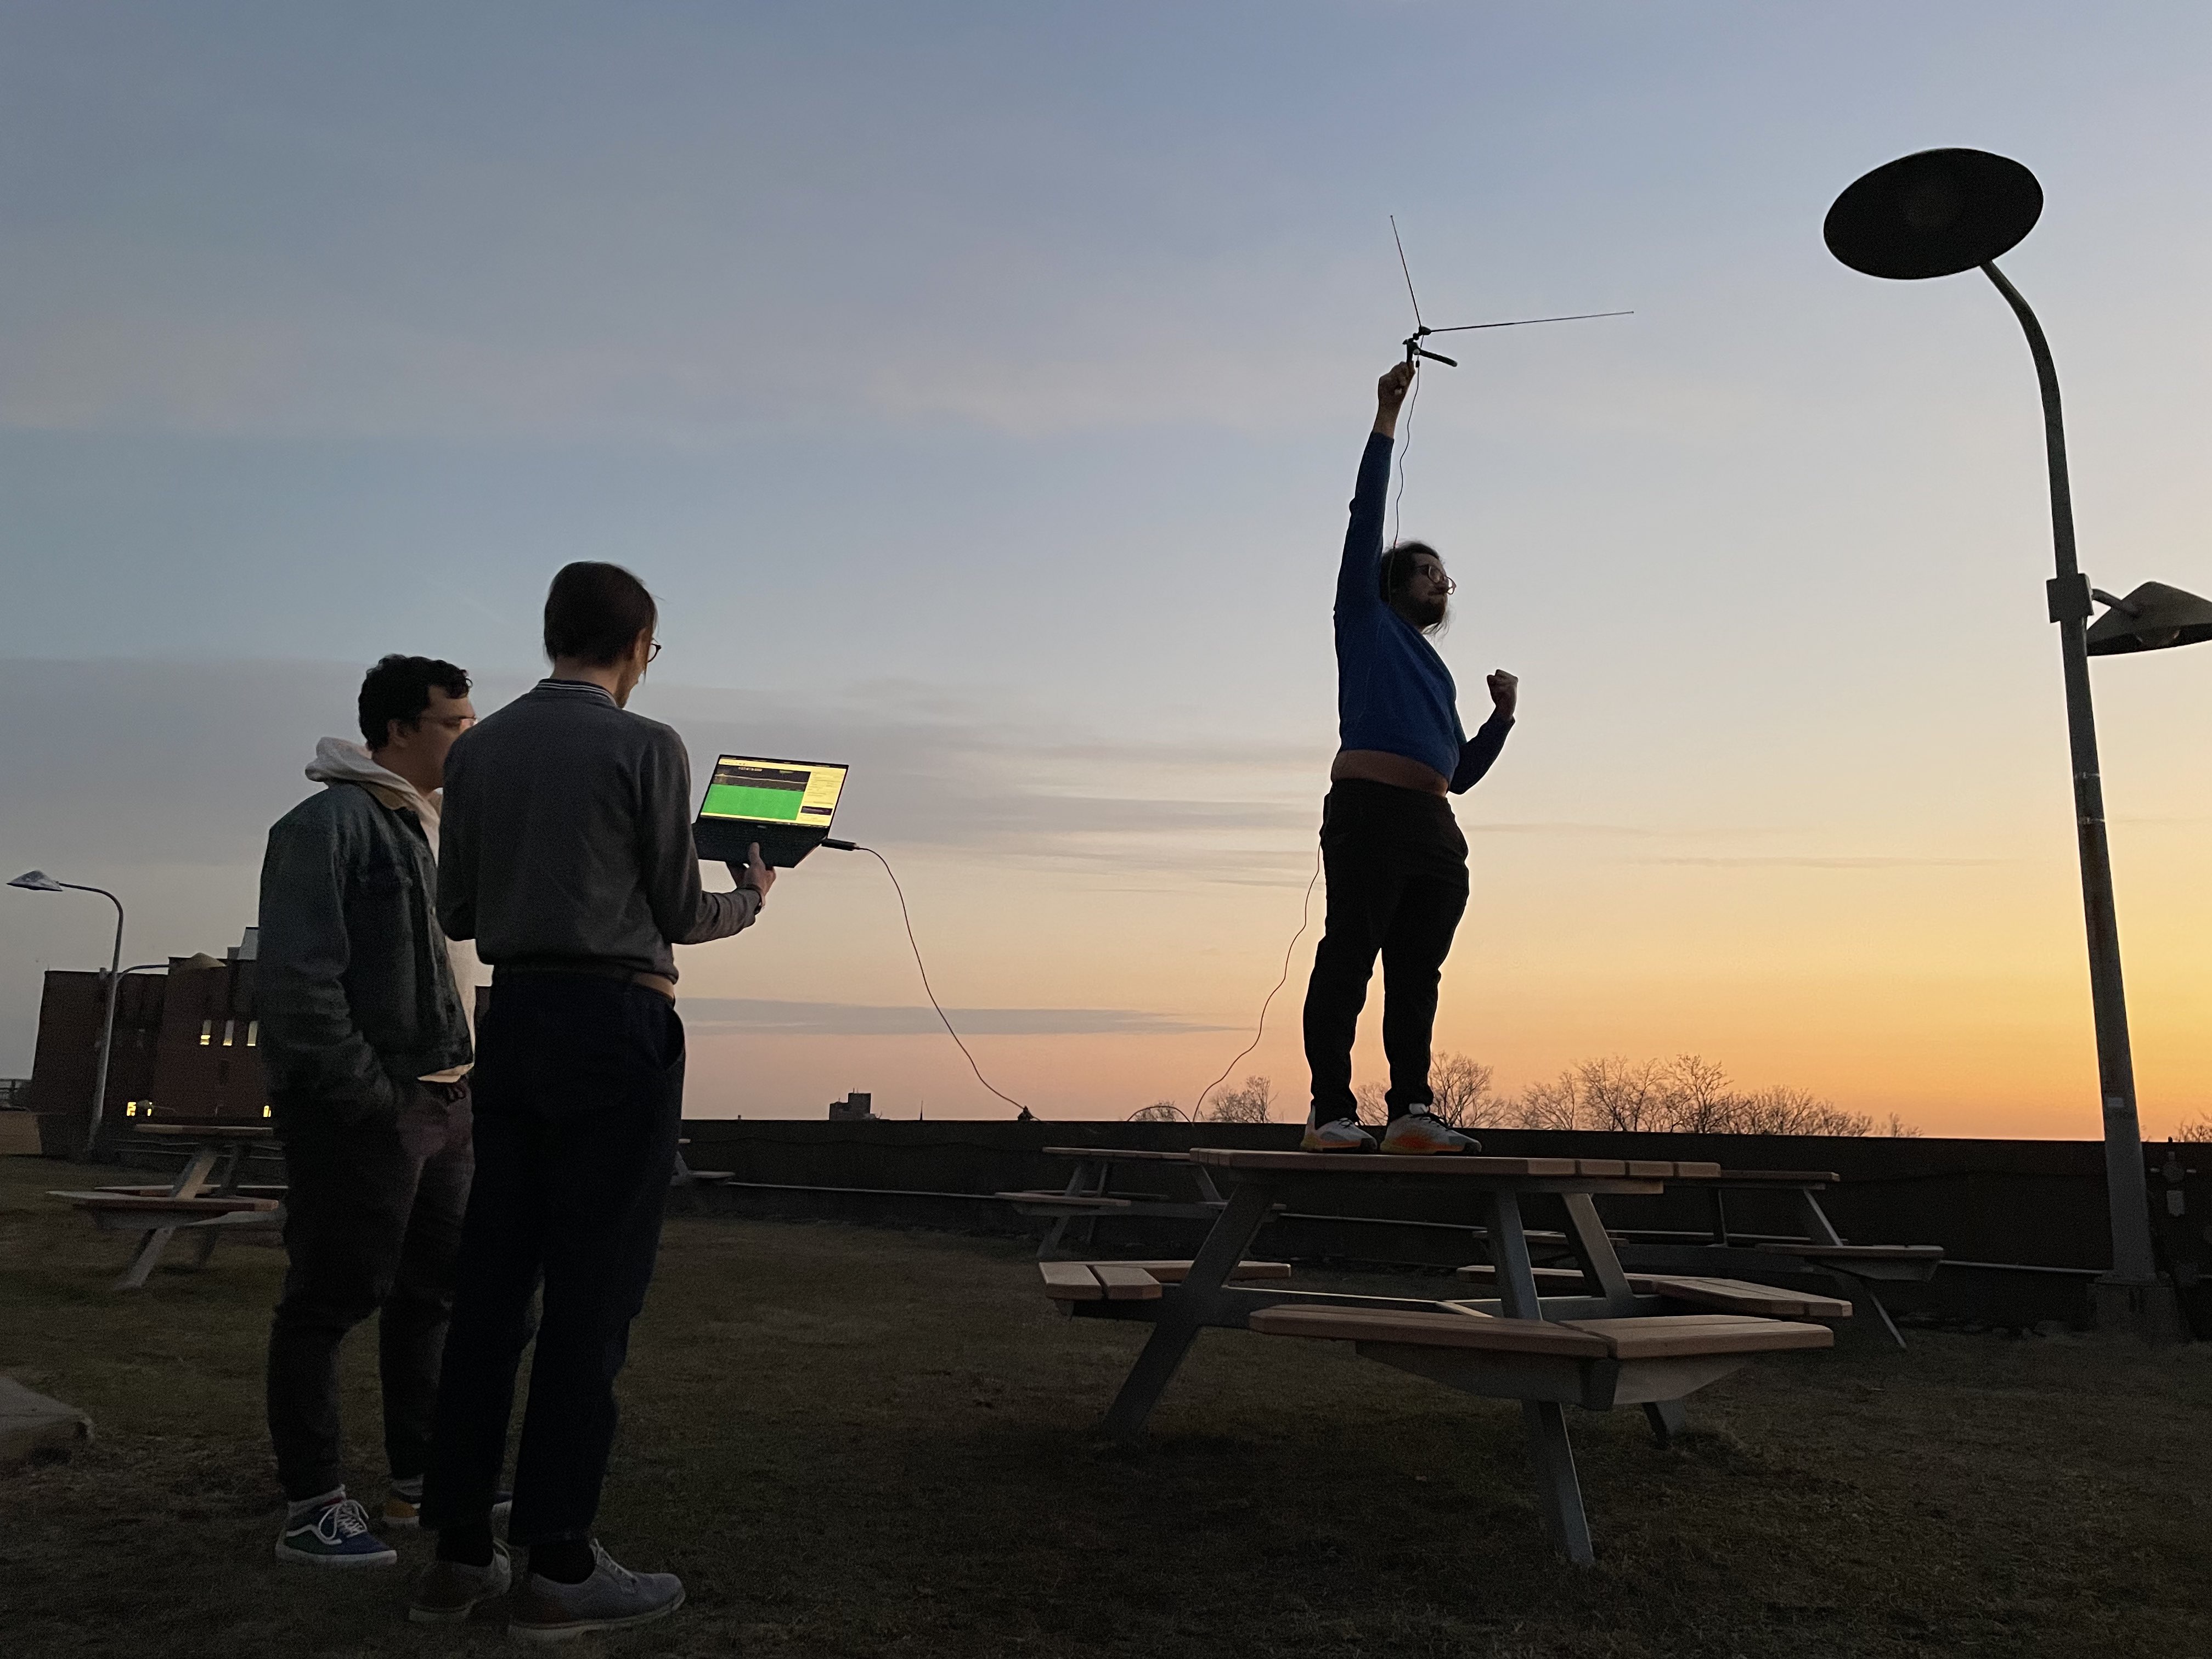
[1031, 1148, 1838, 1565]
[53, 1121, 279, 1289]
[1001, 1147, 1246, 1260]
[1585, 1168, 1942, 1347]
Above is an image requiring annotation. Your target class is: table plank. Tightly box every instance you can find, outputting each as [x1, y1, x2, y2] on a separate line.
[1191, 1150, 1580, 1176]
[1040, 1147, 1194, 1164]
[1249, 1306, 1610, 1355]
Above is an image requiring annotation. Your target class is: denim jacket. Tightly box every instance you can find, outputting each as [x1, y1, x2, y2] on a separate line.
[257, 781, 472, 1121]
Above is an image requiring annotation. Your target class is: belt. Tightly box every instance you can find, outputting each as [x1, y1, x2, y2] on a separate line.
[493, 963, 678, 1003]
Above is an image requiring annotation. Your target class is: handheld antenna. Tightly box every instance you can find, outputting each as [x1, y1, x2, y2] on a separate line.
[1389, 219, 1632, 366]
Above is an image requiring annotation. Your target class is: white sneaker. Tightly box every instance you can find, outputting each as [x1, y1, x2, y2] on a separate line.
[1300, 1116, 1378, 1152]
[1381, 1104, 1481, 1155]
[507, 1542, 684, 1644]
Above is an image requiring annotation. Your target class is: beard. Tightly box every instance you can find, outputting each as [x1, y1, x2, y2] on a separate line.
[1406, 593, 1448, 630]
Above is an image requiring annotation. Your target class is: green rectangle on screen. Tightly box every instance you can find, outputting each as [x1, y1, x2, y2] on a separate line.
[703, 783, 806, 822]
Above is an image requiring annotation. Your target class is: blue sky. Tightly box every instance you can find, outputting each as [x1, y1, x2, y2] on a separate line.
[5, 4, 2212, 1130]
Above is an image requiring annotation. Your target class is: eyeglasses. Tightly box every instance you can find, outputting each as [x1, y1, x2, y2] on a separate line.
[420, 715, 477, 732]
[647, 640, 663, 662]
[1415, 568, 1457, 594]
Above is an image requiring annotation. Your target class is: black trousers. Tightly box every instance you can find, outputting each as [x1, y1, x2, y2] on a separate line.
[421, 974, 685, 1547]
[1301, 779, 1470, 1125]
[266, 1080, 474, 1502]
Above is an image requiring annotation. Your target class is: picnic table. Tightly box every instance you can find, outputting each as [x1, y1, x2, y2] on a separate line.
[1000, 1147, 1244, 1259]
[49, 1122, 280, 1290]
[1041, 1149, 1843, 1565]
[1590, 1169, 1942, 1347]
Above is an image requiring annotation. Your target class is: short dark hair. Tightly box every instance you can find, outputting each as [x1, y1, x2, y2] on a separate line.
[543, 562, 658, 666]
[358, 654, 471, 749]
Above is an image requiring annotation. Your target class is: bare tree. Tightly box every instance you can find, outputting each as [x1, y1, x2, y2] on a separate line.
[1495, 1053, 1903, 1137]
[1880, 1112, 1922, 1138]
[1426, 1052, 1499, 1128]
[1204, 1076, 1274, 1124]
[2175, 1115, 2212, 1143]
[1514, 1073, 1582, 1131]
[1575, 1056, 1672, 1131]
[1727, 1085, 1872, 1137]
[1128, 1101, 1183, 1122]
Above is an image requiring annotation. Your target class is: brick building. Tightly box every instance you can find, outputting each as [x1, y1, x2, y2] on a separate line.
[26, 947, 269, 1152]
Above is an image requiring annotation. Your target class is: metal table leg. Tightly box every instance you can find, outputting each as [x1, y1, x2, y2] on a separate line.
[1793, 1190, 1907, 1348]
[1485, 1187, 1597, 1566]
[1037, 1158, 1101, 1260]
[116, 1141, 222, 1291]
[1100, 1177, 1279, 1443]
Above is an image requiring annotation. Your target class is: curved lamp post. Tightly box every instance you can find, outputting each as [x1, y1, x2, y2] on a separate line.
[9, 870, 126, 1158]
[1826, 149, 2205, 1335]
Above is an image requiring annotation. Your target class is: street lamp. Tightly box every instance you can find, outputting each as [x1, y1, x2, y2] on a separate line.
[9, 870, 126, 1160]
[1825, 148, 2206, 1337]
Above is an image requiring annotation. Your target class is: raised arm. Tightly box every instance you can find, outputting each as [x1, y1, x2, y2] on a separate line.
[1338, 363, 1416, 617]
[1450, 670, 1519, 794]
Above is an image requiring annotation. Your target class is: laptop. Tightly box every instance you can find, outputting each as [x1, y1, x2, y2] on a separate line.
[691, 754, 851, 867]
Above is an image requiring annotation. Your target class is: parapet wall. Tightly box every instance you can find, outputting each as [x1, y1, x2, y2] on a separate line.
[679, 1118, 2185, 1274]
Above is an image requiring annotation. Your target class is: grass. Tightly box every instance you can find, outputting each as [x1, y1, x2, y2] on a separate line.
[3, 1152, 2210, 1658]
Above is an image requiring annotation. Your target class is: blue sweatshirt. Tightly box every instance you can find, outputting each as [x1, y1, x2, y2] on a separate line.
[1335, 431, 1513, 792]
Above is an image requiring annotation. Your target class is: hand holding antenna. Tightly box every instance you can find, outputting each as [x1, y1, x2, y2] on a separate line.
[1374, 362, 1415, 436]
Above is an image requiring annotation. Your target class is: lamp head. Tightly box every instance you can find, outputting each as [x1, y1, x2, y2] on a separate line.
[8, 870, 65, 892]
[2086, 582, 2212, 656]
[1825, 148, 2043, 280]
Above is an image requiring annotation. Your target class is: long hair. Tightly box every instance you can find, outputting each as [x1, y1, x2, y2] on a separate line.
[1379, 539, 1448, 636]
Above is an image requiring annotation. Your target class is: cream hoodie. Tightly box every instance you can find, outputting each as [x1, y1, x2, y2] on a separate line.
[305, 736, 482, 1075]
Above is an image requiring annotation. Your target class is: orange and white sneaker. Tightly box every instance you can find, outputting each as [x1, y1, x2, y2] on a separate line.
[1300, 1116, 1377, 1153]
[1380, 1105, 1481, 1155]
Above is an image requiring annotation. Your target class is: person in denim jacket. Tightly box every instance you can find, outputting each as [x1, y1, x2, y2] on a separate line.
[257, 654, 480, 1568]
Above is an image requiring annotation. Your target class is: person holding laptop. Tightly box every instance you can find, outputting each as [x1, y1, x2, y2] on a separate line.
[1301, 361, 1518, 1155]
[410, 562, 770, 1639]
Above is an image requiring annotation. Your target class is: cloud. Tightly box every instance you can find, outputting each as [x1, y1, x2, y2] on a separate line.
[678, 998, 1224, 1036]
[0, 658, 1324, 878]
[1627, 855, 2002, 869]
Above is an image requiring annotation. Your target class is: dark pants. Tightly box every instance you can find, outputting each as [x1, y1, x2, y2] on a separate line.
[266, 1081, 474, 1502]
[1302, 779, 1470, 1125]
[421, 974, 685, 1547]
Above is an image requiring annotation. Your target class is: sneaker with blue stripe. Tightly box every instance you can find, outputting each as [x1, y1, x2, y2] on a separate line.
[274, 1492, 398, 1568]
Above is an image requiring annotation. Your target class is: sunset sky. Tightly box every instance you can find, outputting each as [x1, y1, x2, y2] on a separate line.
[5, 3, 2212, 1137]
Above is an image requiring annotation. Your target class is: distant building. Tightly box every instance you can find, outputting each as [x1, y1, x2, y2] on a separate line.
[827, 1092, 876, 1122]
[25, 940, 269, 1150]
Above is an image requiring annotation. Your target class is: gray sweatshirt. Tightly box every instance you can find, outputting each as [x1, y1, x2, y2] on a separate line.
[437, 679, 759, 981]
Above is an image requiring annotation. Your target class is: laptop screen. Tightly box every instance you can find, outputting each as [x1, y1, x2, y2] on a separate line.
[698, 755, 848, 831]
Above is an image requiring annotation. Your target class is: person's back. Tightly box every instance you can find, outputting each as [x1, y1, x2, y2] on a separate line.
[440, 681, 745, 982]
[414, 562, 771, 1639]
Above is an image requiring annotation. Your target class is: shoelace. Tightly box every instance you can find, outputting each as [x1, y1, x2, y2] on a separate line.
[320, 1498, 374, 1541]
[592, 1543, 636, 1592]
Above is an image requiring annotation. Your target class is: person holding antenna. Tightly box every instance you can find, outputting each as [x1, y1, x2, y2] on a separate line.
[409, 562, 771, 1638]
[1301, 361, 1517, 1155]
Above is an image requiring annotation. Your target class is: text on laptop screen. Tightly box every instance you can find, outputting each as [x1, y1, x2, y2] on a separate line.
[700, 757, 848, 827]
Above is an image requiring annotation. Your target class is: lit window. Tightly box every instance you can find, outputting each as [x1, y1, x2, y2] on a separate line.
[199, 1019, 212, 1047]
[125, 1101, 138, 1118]
[262, 1104, 272, 1119]
[246, 1020, 258, 1047]
[222, 1020, 235, 1047]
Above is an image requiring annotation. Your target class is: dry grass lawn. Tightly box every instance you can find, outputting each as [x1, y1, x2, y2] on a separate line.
[3, 1151, 2210, 1658]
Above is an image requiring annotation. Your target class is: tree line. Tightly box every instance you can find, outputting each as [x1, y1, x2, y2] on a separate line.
[1135, 1053, 1918, 1135]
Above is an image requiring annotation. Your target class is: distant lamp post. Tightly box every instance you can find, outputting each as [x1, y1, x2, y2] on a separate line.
[9, 870, 126, 1159]
[1826, 148, 2205, 1336]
